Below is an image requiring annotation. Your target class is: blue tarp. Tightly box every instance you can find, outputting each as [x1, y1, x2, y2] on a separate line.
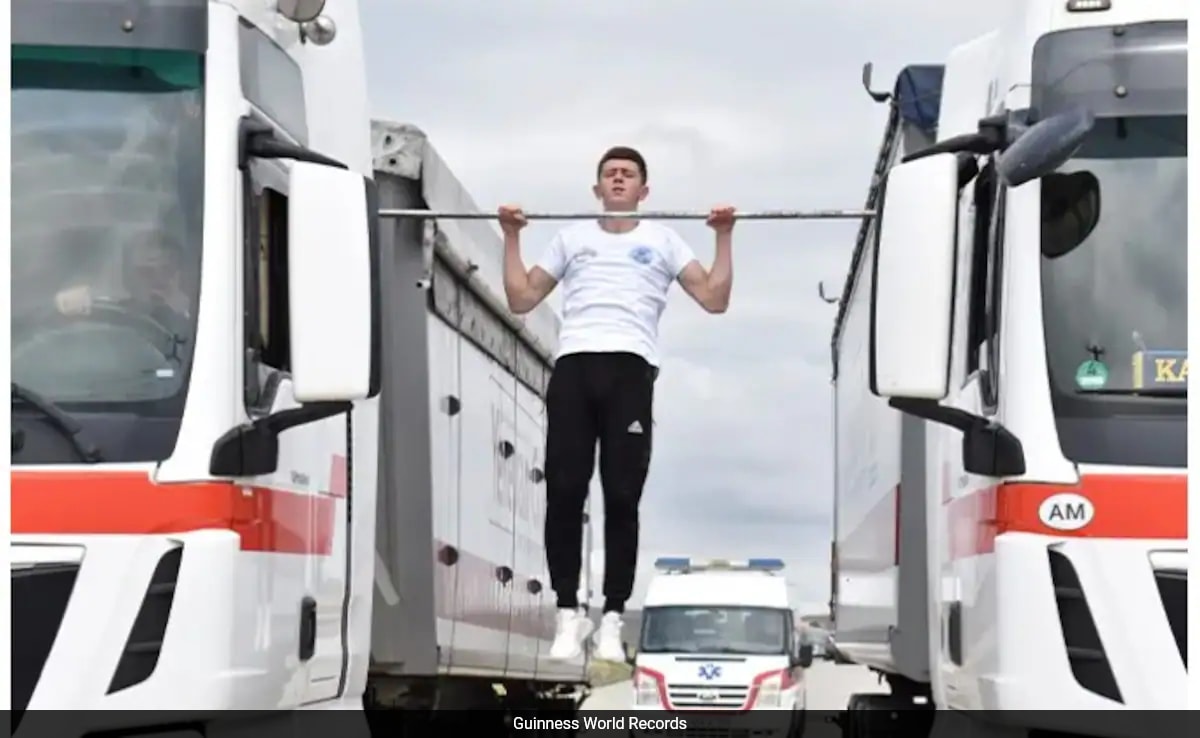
[893, 65, 944, 136]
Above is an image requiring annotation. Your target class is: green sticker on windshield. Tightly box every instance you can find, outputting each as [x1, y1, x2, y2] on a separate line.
[1075, 359, 1109, 390]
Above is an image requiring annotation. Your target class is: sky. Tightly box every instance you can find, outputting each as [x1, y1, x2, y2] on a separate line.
[360, 0, 994, 615]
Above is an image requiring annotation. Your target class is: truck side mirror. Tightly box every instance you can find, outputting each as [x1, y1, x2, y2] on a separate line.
[287, 161, 379, 403]
[996, 106, 1095, 188]
[794, 643, 814, 669]
[868, 152, 959, 401]
[278, 0, 327, 23]
[1040, 171, 1101, 259]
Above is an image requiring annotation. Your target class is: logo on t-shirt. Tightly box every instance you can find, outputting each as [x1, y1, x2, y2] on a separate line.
[628, 245, 655, 265]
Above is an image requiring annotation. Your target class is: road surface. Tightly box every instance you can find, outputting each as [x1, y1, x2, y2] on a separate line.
[580, 659, 887, 736]
[802, 660, 887, 710]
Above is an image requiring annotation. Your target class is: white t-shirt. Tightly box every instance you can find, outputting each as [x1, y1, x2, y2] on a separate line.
[535, 220, 698, 367]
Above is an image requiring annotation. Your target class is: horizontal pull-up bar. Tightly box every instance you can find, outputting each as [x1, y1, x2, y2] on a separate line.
[378, 208, 875, 221]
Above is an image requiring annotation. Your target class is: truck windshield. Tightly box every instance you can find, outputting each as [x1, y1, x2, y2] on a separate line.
[640, 606, 791, 656]
[1039, 114, 1186, 464]
[10, 44, 205, 464]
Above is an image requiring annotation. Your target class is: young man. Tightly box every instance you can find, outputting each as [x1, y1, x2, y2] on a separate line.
[499, 146, 736, 661]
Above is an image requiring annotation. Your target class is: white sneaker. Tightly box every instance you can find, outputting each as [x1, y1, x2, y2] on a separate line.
[591, 611, 626, 662]
[548, 608, 593, 660]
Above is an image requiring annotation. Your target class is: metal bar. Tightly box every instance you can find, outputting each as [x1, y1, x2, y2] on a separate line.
[378, 208, 874, 221]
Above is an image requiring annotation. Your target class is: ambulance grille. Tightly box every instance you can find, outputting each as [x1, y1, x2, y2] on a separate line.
[666, 683, 749, 709]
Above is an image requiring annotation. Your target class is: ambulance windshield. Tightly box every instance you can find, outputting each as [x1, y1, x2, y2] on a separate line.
[640, 606, 791, 656]
[10, 44, 205, 464]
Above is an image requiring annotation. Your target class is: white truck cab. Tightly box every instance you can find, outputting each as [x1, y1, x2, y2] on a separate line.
[629, 558, 811, 732]
[9, 0, 588, 725]
[828, 0, 1187, 732]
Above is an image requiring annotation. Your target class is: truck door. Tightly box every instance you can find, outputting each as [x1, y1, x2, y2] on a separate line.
[937, 159, 1007, 683]
[242, 157, 350, 703]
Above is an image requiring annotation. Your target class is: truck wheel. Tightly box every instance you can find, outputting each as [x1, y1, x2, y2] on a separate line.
[843, 694, 897, 738]
[842, 694, 932, 738]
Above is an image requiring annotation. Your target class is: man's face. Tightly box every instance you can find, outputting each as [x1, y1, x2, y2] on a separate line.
[127, 237, 178, 295]
[593, 158, 648, 209]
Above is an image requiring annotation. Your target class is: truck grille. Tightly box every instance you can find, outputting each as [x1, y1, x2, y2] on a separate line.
[666, 683, 749, 709]
[1047, 549, 1122, 703]
[1153, 568, 1186, 668]
[108, 546, 183, 693]
[12, 561, 80, 722]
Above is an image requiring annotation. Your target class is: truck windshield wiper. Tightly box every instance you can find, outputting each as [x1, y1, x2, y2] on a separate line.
[1077, 387, 1186, 398]
[11, 382, 105, 463]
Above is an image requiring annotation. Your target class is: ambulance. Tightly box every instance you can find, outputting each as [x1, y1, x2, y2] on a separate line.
[629, 558, 810, 735]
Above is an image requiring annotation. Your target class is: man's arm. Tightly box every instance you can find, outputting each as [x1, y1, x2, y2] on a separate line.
[677, 230, 733, 314]
[503, 231, 559, 314]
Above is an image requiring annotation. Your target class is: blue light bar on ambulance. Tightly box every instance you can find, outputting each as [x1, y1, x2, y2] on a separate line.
[653, 557, 786, 573]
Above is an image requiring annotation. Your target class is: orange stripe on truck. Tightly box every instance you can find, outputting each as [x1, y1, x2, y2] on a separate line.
[12, 468, 559, 639]
[945, 474, 1187, 561]
[10, 468, 339, 555]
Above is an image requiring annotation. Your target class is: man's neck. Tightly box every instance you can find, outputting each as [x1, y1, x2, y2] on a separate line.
[599, 203, 639, 234]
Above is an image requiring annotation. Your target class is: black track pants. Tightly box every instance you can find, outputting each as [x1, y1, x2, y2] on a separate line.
[543, 351, 656, 613]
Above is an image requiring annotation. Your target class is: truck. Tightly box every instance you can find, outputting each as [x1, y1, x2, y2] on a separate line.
[9, 0, 594, 727]
[827, 0, 1187, 735]
[630, 557, 812, 735]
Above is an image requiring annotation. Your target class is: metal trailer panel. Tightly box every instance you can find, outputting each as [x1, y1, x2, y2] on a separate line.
[369, 165, 438, 675]
[367, 120, 589, 685]
[827, 67, 942, 682]
[830, 233, 903, 672]
[369, 120, 560, 356]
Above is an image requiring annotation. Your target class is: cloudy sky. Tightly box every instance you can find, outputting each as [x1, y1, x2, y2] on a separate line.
[361, 0, 993, 614]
